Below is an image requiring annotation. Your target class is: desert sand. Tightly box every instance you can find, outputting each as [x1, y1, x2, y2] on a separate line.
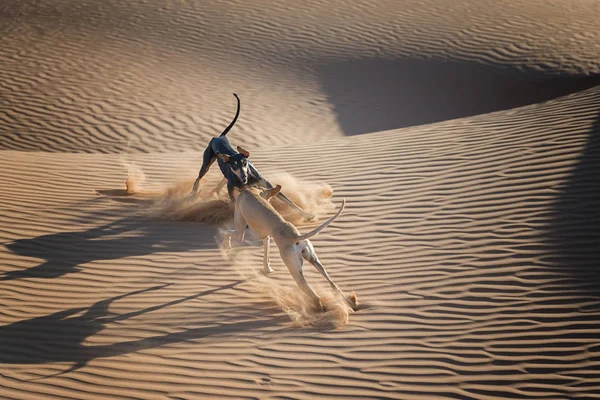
[1, 0, 600, 399]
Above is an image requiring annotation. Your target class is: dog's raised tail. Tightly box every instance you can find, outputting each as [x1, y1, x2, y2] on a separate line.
[295, 199, 346, 243]
[220, 93, 241, 137]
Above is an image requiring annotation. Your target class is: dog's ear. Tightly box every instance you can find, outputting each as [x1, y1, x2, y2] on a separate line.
[264, 184, 282, 201]
[217, 152, 231, 162]
[236, 146, 250, 158]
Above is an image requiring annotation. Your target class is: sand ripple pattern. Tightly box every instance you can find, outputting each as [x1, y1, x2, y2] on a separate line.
[1, 0, 599, 153]
[1, 82, 600, 398]
[2, 0, 600, 398]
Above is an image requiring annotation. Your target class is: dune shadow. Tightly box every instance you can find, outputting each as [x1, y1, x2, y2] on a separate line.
[315, 58, 600, 135]
[547, 106, 600, 286]
[1, 216, 220, 281]
[0, 282, 288, 376]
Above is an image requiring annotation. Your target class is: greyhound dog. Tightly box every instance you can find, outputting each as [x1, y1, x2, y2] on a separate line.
[190, 93, 314, 220]
[225, 185, 358, 312]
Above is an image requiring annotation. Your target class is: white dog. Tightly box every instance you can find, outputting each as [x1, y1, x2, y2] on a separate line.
[225, 185, 357, 312]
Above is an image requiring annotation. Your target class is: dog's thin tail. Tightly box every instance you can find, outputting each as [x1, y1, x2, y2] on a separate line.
[220, 93, 241, 137]
[294, 199, 346, 243]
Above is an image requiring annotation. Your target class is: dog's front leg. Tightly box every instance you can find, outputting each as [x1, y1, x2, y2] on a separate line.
[263, 236, 274, 274]
[211, 178, 227, 198]
[222, 228, 247, 249]
[227, 181, 237, 203]
[276, 191, 315, 220]
[222, 230, 234, 250]
[258, 177, 315, 221]
[192, 144, 217, 194]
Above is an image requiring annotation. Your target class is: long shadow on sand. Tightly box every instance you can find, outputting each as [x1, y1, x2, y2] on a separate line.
[1, 216, 220, 281]
[0, 283, 288, 376]
[316, 58, 600, 136]
[547, 101, 600, 286]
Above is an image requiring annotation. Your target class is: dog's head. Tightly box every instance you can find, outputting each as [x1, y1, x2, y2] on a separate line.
[217, 146, 250, 185]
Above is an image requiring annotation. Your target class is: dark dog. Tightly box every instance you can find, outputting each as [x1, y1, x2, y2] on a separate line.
[191, 93, 314, 220]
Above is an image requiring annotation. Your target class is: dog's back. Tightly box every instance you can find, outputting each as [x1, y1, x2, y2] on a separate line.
[237, 188, 299, 241]
[238, 187, 345, 248]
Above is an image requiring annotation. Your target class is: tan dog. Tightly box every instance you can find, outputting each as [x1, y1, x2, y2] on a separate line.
[225, 185, 357, 312]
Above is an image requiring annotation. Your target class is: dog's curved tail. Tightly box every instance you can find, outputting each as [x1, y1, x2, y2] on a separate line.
[295, 199, 346, 243]
[220, 93, 241, 137]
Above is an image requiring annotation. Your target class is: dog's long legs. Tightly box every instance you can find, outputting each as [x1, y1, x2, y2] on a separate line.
[260, 178, 315, 220]
[281, 249, 323, 311]
[223, 209, 245, 250]
[211, 178, 227, 197]
[223, 202, 248, 249]
[192, 142, 217, 194]
[263, 236, 274, 274]
[301, 241, 357, 310]
[301, 241, 344, 296]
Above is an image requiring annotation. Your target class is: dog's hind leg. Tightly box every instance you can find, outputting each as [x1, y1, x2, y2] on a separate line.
[301, 241, 357, 310]
[281, 248, 324, 312]
[301, 241, 344, 295]
[263, 236, 274, 274]
[192, 142, 217, 194]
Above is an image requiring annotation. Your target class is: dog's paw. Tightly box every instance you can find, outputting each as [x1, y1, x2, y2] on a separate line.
[347, 291, 359, 311]
[302, 213, 317, 223]
[261, 267, 275, 275]
[316, 302, 326, 313]
[222, 236, 232, 251]
[185, 192, 198, 202]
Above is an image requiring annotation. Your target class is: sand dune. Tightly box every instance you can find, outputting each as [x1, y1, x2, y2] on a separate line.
[1, 0, 600, 399]
[2, 0, 599, 153]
